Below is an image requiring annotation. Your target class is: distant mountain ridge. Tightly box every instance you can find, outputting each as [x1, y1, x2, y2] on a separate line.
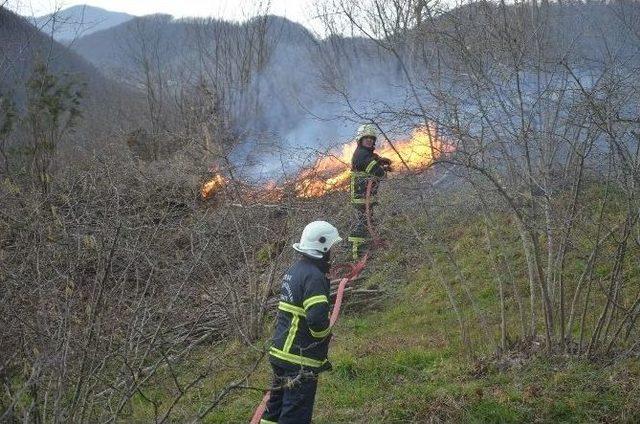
[32, 5, 134, 42]
[1, 7, 103, 100]
[70, 13, 316, 71]
[0, 7, 141, 139]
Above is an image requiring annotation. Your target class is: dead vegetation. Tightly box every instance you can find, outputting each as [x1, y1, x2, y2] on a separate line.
[2, 0, 640, 421]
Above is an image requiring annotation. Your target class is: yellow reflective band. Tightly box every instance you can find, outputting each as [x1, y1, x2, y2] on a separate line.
[365, 160, 378, 174]
[283, 315, 299, 353]
[349, 236, 366, 260]
[269, 347, 327, 368]
[278, 301, 305, 316]
[348, 236, 367, 242]
[310, 326, 331, 338]
[260, 420, 277, 424]
[351, 171, 371, 203]
[303, 295, 328, 310]
[351, 171, 374, 203]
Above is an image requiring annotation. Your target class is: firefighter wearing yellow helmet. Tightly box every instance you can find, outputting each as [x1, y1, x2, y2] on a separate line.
[348, 124, 392, 259]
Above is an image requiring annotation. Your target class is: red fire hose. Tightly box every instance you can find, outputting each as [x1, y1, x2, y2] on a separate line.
[249, 178, 380, 424]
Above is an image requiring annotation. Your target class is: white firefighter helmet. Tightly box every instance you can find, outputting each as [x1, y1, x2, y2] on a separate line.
[356, 123, 378, 142]
[293, 221, 342, 258]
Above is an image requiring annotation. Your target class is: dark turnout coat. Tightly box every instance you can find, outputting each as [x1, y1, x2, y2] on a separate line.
[269, 255, 332, 372]
[350, 144, 388, 204]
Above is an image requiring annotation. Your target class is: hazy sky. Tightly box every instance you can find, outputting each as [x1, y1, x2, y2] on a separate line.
[8, 0, 319, 29]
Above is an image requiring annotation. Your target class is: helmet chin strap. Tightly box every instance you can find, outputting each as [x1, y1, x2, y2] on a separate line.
[318, 251, 332, 273]
[322, 250, 331, 262]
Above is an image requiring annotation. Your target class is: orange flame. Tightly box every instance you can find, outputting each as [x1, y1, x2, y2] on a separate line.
[294, 125, 449, 198]
[200, 125, 452, 201]
[294, 142, 356, 198]
[201, 174, 226, 199]
[248, 180, 285, 203]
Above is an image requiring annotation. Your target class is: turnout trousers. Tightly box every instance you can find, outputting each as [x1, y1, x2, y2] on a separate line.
[348, 204, 375, 260]
[260, 364, 319, 424]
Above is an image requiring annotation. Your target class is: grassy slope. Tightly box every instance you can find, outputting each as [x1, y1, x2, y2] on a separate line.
[203, 256, 639, 423]
[128, 206, 640, 423]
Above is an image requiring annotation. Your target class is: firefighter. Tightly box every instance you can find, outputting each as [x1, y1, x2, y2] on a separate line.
[261, 221, 342, 424]
[348, 123, 392, 259]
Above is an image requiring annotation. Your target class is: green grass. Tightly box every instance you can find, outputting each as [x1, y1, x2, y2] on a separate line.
[122, 204, 640, 423]
[194, 263, 640, 423]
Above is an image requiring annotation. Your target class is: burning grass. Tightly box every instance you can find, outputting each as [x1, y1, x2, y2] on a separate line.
[201, 173, 227, 198]
[201, 125, 453, 201]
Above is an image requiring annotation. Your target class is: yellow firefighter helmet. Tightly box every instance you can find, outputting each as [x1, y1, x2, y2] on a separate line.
[356, 124, 378, 141]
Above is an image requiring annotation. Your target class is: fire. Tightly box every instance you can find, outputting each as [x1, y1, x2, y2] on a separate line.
[200, 125, 451, 200]
[201, 174, 226, 199]
[249, 180, 285, 203]
[294, 125, 448, 198]
[376, 125, 446, 170]
[294, 142, 356, 197]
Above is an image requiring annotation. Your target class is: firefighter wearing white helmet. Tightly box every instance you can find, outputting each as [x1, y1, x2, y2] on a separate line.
[292, 220, 342, 258]
[262, 221, 341, 424]
[349, 123, 392, 259]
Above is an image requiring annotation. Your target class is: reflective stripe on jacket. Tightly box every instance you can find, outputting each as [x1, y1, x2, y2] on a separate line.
[269, 255, 332, 372]
[350, 144, 386, 204]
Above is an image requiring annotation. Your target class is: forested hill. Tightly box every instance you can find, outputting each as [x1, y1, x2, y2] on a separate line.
[67, 13, 403, 153]
[0, 8, 102, 102]
[32, 5, 134, 41]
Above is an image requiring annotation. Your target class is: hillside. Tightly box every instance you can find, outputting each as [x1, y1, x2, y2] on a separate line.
[70, 14, 315, 74]
[2, 1, 640, 422]
[0, 7, 133, 112]
[32, 5, 134, 42]
[69, 13, 403, 158]
[69, 13, 185, 74]
[0, 7, 100, 100]
[108, 186, 640, 422]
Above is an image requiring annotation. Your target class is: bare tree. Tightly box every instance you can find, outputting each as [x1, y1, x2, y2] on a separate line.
[315, 0, 640, 356]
